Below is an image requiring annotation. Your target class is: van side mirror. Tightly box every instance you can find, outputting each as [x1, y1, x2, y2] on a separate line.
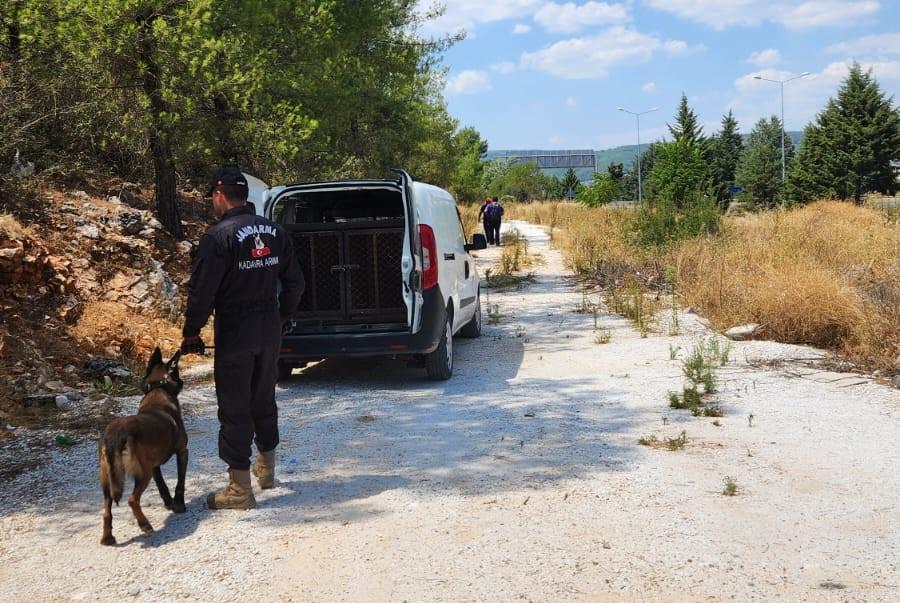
[465, 233, 487, 251]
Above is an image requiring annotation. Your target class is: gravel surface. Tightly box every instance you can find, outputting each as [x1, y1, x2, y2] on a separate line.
[1, 221, 898, 602]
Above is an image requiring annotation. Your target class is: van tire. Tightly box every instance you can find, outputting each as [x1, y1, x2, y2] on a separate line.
[425, 310, 454, 381]
[459, 292, 481, 338]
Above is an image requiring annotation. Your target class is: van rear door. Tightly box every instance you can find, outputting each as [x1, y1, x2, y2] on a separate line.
[264, 177, 417, 333]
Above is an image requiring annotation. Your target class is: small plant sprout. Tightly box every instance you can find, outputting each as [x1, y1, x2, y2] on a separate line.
[662, 416, 669, 425]
[666, 266, 680, 336]
[748, 413, 755, 427]
[666, 431, 688, 451]
[668, 344, 681, 361]
[722, 476, 739, 496]
[594, 329, 611, 344]
[638, 431, 687, 451]
[712, 419, 721, 427]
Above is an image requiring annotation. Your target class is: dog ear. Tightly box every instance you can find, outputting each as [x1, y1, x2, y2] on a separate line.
[148, 347, 163, 368]
[168, 350, 182, 370]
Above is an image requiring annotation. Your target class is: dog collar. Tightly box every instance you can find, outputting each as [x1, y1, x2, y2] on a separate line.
[143, 379, 173, 393]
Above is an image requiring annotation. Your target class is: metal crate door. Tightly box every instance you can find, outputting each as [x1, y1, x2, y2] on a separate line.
[293, 231, 345, 317]
[345, 229, 405, 317]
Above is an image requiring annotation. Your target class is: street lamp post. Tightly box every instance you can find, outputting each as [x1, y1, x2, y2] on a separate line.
[617, 107, 658, 204]
[753, 72, 810, 184]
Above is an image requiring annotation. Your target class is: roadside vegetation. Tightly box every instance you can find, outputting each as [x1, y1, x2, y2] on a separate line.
[505, 200, 899, 372]
[496, 64, 899, 374]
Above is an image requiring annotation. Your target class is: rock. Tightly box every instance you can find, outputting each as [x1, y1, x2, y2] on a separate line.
[71, 190, 90, 201]
[107, 195, 121, 205]
[138, 228, 155, 237]
[54, 395, 73, 410]
[118, 210, 144, 235]
[724, 323, 760, 341]
[81, 357, 132, 381]
[10, 149, 35, 179]
[893, 374, 900, 388]
[44, 380, 66, 391]
[77, 225, 100, 239]
[177, 240, 193, 253]
[147, 217, 163, 230]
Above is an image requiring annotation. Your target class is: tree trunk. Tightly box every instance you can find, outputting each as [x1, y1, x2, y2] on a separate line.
[137, 10, 183, 239]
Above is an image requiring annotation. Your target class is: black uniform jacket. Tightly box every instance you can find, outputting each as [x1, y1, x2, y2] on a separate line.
[183, 204, 305, 337]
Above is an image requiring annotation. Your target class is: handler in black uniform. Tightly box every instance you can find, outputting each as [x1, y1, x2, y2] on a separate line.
[181, 166, 304, 510]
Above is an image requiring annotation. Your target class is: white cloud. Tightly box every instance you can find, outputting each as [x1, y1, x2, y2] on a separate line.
[747, 48, 782, 66]
[566, 96, 578, 107]
[643, 0, 880, 31]
[730, 60, 900, 130]
[825, 33, 900, 56]
[418, 0, 544, 35]
[520, 26, 694, 79]
[663, 39, 706, 55]
[777, 1, 879, 29]
[445, 70, 493, 95]
[512, 22, 532, 34]
[642, 81, 657, 93]
[533, 2, 630, 34]
[490, 61, 517, 74]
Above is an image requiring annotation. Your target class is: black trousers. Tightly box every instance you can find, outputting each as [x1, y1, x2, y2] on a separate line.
[485, 219, 501, 245]
[213, 310, 281, 470]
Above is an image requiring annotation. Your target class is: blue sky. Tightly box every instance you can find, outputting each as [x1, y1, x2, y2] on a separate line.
[417, 1, 900, 150]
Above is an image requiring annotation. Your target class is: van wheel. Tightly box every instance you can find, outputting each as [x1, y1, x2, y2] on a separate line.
[425, 310, 454, 380]
[459, 292, 481, 338]
[277, 360, 293, 382]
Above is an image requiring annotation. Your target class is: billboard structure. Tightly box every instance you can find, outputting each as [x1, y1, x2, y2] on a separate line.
[490, 149, 596, 171]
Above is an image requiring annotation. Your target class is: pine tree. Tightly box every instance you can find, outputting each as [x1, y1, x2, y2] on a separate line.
[560, 167, 582, 198]
[736, 116, 794, 208]
[708, 111, 744, 207]
[647, 139, 709, 207]
[789, 63, 900, 203]
[668, 93, 704, 145]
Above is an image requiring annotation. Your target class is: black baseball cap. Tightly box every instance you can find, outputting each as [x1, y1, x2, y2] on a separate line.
[206, 166, 248, 196]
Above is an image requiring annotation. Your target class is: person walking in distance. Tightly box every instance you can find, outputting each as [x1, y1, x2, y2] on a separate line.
[481, 196, 504, 246]
[477, 196, 494, 245]
[181, 166, 305, 510]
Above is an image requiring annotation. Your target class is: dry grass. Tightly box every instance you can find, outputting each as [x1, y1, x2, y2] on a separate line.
[69, 301, 212, 368]
[673, 202, 899, 370]
[506, 200, 899, 371]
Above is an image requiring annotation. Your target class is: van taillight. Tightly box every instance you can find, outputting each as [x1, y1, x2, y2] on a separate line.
[418, 224, 438, 290]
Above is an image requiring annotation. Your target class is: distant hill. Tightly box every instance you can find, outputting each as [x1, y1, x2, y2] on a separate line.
[487, 132, 804, 182]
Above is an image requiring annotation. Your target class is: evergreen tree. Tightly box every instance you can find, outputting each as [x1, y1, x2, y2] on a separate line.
[647, 139, 709, 207]
[735, 116, 794, 208]
[789, 63, 900, 204]
[708, 110, 744, 207]
[607, 161, 624, 185]
[667, 93, 704, 145]
[560, 167, 582, 198]
[448, 127, 488, 202]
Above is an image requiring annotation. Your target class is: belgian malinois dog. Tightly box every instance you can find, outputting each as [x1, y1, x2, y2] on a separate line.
[98, 347, 188, 545]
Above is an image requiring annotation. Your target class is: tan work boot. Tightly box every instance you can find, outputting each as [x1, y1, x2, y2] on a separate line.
[252, 449, 276, 489]
[207, 469, 256, 510]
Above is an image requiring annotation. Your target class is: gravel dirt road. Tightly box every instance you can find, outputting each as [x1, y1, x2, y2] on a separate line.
[1, 221, 898, 602]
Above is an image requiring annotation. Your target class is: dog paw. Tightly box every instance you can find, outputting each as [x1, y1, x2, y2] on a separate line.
[172, 502, 186, 514]
[100, 535, 116, 546]
[163, 501, 173, 510]
[139, 523, 154, 534]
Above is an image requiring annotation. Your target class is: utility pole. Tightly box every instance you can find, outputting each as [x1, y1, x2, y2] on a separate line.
[753, 72, 810, 184]
[617, 107, 658, 203]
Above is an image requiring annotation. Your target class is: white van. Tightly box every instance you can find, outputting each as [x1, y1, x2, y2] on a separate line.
[247, 170, 487, 380]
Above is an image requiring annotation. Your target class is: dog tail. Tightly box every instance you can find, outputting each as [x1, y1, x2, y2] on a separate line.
[98, 430, 131, 504]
